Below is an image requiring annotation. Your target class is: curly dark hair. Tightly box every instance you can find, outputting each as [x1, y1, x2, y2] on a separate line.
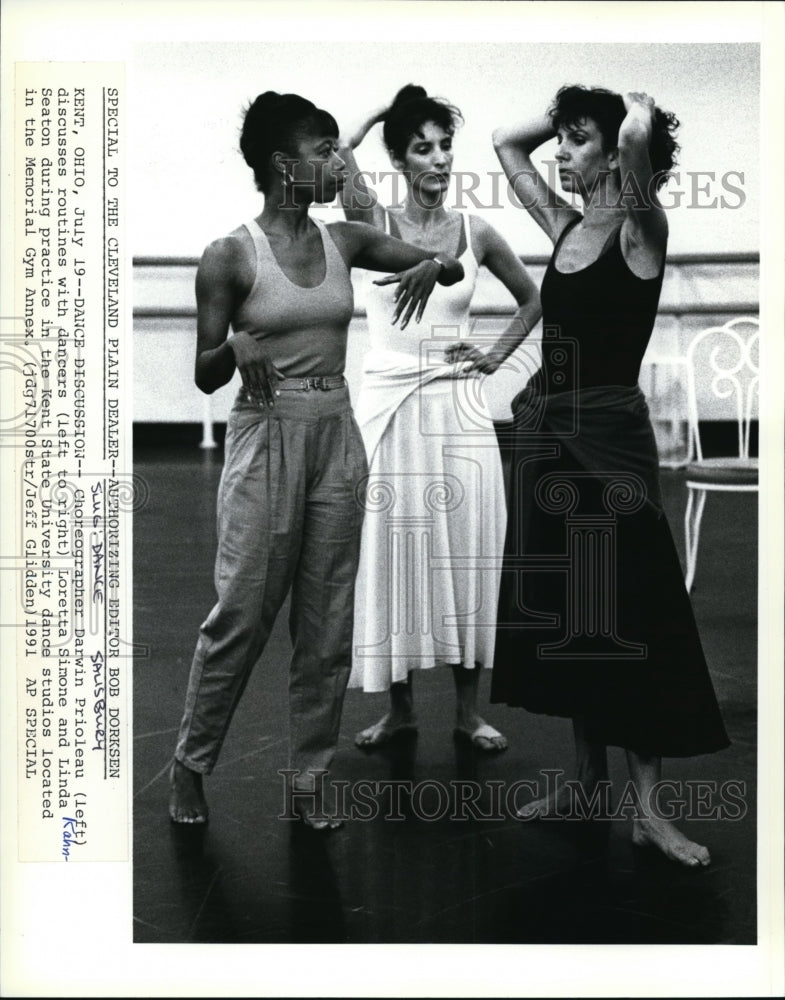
[382, 84, 463, 163]
[548, 85, 680, 190]
[240, 91, 339, 193]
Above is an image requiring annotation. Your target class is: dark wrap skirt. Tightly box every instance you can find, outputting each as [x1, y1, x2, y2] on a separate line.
[491, 383, 730, 758]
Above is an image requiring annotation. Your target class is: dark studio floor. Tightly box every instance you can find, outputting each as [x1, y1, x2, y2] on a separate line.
[132, 441, 758, 946]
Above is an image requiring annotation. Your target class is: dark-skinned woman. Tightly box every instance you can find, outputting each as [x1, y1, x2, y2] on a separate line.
[169, 92, 463, 830]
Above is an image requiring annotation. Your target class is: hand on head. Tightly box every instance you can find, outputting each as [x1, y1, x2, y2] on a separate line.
[623, 91, 656, 116]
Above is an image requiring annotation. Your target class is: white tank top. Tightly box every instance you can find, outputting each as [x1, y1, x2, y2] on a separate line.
[365, 212, 479, 359]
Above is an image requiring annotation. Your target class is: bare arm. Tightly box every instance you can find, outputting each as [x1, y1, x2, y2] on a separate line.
[348, 224, 463, 283]
[194, 239, 242, 394]
[331, 220, 464, 329]
[338, 104, 388, 226]
[492, 113, 578, 244]
[445, 218, 541, 374]
[617, 92, 668, 275]
[194, 238, 283, 406]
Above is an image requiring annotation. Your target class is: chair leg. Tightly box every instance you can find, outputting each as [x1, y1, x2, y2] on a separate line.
[684, 487, 707, 592]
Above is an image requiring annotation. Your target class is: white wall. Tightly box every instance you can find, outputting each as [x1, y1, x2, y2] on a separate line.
[130, 38, 760, 441]
[130, 41, 759, 259]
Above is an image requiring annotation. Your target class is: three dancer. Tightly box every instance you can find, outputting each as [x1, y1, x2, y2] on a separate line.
[171, 84, 730, 868]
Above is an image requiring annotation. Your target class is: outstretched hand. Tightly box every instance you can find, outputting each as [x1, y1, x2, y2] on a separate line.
[228, 331, 285, 407]
[444, 341, 505, 375]
[374, 259, 442, 329]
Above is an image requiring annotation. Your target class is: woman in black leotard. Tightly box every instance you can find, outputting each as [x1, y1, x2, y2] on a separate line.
[491, 86, 729, 866]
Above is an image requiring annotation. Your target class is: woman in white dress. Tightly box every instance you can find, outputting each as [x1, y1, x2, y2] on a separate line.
[340, 85, 541, 751]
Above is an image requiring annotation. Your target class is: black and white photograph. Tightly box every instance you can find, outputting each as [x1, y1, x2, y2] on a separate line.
[2, 2, 783, 997]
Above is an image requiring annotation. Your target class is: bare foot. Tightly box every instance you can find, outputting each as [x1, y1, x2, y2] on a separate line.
[454, 716, 508, 753]
[292, 797, 344, 832]
[169, 759, 209, 824]
[515, 782, 574, 820]
[632, 817, 711, 867]
[355, 711, 417, 749]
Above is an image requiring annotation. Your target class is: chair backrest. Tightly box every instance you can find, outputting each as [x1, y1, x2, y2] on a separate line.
[684, 317, 759, 462]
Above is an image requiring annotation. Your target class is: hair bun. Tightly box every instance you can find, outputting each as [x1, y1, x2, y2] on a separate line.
[254, 90, 283, 111]
[240, 90, 339, 193]
[389, 84, 428, 112]
[382, 86, 463, 161]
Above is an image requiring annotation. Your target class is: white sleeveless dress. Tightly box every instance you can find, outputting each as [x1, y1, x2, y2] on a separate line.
[349, 213, 507, 692]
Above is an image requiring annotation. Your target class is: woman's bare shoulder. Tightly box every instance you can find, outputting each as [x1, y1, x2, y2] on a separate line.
[199, 227, 255, 287]
[324, 218, 378, 249]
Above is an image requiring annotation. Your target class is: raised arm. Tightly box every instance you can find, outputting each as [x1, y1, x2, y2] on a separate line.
[194, 238, 283, 407]
[338, 104, 389, 227]
[492, 113, 579, 245]
[347, 223, 462, 282]
[331, 220, 463, 329]
[617, 92, 668, 275]
[445, 218, 541, 374]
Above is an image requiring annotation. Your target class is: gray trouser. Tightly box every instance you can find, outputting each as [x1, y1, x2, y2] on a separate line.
[175, 385, 368, 780]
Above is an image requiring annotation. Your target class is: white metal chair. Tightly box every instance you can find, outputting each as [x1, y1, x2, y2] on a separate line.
[683, 317, 759, 591]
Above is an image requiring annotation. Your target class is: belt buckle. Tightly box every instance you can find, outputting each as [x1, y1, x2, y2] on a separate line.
[302, 376, 331, 391]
